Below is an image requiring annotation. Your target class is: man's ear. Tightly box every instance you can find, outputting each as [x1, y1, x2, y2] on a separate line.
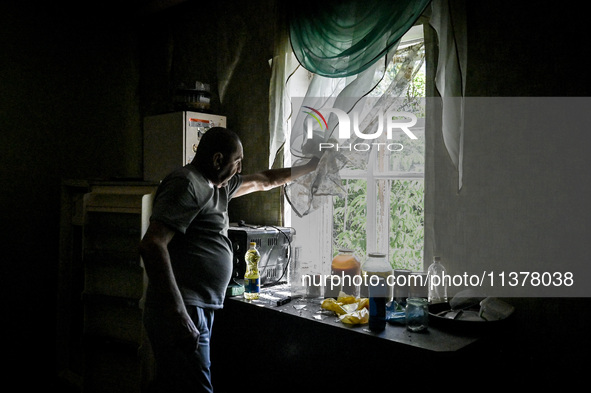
[212, 152, 224, 169]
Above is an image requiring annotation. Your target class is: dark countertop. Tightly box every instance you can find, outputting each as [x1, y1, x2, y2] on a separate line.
[211, 289, 590, 392]
[229, 283, 483, 353]
[211, 284, 511, 391]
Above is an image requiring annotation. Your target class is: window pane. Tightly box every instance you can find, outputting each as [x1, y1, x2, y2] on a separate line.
[388, 180, 424, 271]
[332, 179, 367, 258]
[384, 127, 425, 174]
[328, 28, 426, 272]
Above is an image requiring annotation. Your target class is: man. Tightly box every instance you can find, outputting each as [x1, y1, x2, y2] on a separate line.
[139, 127, 318, 393]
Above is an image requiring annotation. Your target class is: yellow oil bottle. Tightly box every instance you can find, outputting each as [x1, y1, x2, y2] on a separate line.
[243, 242, 261, 300]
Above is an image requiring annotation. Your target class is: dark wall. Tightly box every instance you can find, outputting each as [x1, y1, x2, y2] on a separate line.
[440, 0, 591, 378]
[139, 0, 282, 225]
[466, 1, 589, 96]
[1, 2, 143, 387]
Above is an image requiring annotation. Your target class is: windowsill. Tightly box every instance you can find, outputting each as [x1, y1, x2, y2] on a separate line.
[211, 282, 510, 391]
[225, 283, 483, 353]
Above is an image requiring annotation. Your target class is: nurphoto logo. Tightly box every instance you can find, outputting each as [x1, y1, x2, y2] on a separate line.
[302, 106, 419, 152]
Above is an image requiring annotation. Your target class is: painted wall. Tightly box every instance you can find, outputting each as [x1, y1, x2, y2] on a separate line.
[426, 0, 590, 282]
[424, 0, 591, 368]
[426, 2, 590, 293]
[1, 3, 143, 386]
[140, 0, 282, 226]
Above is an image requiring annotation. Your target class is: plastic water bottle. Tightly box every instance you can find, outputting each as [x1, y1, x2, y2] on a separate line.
[427, 256, 448, 303]
[244, 242, 261, 300]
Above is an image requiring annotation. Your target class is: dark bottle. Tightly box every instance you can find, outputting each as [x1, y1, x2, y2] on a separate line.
[369, 276, 387, 332]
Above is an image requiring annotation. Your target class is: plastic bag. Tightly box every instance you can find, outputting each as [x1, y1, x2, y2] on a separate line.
[321, 292, 370, 324]
[339, 308, 369, 325]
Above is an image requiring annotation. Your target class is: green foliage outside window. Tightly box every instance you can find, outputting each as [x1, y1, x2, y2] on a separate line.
[333, 179, 367, 259]
[389, 180, 424, 271]
[332, 179, 424, 271]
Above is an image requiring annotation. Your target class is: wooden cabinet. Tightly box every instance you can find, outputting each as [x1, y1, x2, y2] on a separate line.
[57, 180, 158, 393]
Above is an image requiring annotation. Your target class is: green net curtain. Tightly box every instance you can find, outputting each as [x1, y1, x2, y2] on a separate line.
[288, 0, 432, 78]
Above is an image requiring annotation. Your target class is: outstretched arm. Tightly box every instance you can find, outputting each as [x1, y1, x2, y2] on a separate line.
[234, 157, 319, 197]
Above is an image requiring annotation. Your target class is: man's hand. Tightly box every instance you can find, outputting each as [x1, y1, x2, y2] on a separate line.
[149, 306, 201, 352]
[174, 310, 201, 352]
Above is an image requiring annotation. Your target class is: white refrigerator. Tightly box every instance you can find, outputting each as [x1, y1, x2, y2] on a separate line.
[143, 111, 226, 182]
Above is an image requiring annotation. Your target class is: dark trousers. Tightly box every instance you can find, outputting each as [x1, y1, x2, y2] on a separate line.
[144, 305, 215, 393]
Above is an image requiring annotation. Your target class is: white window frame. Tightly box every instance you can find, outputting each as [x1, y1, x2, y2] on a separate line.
[284, 25, 427, 277]
[338, 120, 425, 258]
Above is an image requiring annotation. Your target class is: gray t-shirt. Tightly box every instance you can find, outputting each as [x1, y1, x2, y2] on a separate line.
[147, 164, 243, 309]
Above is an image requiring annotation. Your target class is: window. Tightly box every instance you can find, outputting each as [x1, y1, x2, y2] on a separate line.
[333, 35, 425, 271]
[286, 24, 427, 275]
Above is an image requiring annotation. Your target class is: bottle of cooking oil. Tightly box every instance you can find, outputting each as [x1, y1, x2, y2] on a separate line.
[243, 242, 261, 300]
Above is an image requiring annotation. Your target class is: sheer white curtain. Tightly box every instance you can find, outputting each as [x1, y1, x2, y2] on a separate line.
[283, 55, 395, 217]
[268, 19, 296, 169]
[268, 0, 467, 216]
[429, 0, 467, 190]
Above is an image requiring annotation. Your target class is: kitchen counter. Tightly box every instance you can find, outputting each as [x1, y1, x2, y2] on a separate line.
[235, 284, 482, 352]
[211, 284, 508, 392]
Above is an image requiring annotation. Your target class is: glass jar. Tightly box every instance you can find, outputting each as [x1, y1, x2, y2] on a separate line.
[405, 297, 429, 332]
[362, 253, 393, 300]
[331, 249, 361, 297]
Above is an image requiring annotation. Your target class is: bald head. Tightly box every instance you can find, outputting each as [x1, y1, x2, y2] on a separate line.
[195, 127, 241, 162]
[192, 127, 244, 186]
